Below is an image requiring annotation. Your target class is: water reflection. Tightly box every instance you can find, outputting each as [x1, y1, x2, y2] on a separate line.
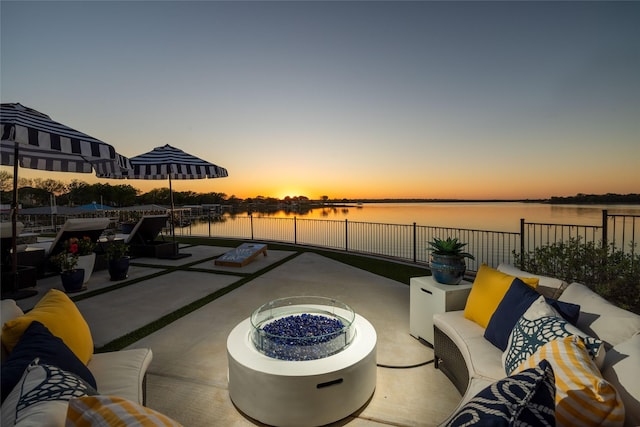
[183, 202, 640, 234]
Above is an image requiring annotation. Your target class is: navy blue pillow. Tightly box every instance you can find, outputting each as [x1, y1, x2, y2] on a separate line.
[545, 298, 580, 325]
[445, 359, 556, 426]
[484, 278, 540, 351]
[1, 320, 97, 402]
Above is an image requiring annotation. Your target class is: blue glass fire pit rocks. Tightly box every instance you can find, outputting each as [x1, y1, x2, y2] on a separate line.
[251, 296, 356, 361]
[261, 314, 345, 360]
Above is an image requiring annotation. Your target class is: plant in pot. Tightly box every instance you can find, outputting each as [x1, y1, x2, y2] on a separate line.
[427, 237, 475, 285]
[50, 250, 84, 293]
[106, 241, 130, 281]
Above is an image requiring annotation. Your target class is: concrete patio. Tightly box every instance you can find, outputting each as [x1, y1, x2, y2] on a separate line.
[15, 243, 461, 427]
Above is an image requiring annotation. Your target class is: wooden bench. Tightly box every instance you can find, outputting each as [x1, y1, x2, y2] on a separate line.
[214, 243, 267, 267]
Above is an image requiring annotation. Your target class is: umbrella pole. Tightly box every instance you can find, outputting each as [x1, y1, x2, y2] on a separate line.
[6, 142, 37, 300]
[11, 142, 18, 289]
[169, 173, 177, 256]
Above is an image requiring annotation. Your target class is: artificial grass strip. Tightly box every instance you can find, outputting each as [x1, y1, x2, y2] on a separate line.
[95, 252, 302, 352]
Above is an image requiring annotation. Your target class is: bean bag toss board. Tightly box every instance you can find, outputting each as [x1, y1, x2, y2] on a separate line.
[214, 243, 267, 267]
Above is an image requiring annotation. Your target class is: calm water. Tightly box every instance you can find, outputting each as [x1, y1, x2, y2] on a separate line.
[243, 202, 640, 232]
[180, 202, 639, 266]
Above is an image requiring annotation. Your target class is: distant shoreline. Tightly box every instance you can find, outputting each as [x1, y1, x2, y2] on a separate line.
[345, 194, 640, 205]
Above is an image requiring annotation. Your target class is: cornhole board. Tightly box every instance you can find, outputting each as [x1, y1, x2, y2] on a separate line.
[215, 243, 267, 267]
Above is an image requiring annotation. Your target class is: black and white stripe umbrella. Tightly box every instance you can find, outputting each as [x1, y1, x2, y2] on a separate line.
[98, 144, 228, 258]
[0, 103, 121, 298]
[125, 144, 228, 180]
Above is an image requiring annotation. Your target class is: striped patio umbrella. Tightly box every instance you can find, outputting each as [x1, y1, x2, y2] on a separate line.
[0, 103, 122, 298]
[98, 144, 228, 258]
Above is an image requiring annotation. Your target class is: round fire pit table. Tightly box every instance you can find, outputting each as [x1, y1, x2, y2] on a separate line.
[227, 296, 377, 427]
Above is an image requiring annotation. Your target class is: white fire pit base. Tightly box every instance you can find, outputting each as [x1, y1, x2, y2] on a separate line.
[227, 314, 377, 427]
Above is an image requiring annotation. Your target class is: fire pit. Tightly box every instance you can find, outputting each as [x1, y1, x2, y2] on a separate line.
[227, 296, 377, 427]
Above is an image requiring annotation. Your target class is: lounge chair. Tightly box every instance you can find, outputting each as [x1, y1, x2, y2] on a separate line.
[118, 215, 186, 259]
[29, 218, 111, 258]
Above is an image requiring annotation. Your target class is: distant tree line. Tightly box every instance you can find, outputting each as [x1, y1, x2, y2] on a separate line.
[548, 193, 640, 204]
[0, 173, 311, 209]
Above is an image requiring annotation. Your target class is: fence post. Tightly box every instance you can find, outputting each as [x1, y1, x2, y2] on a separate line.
[602, 209, 608, 250]
[208, 209, 211, 237]
[250, 214, 254, 240]
[413, 222, 417, 263]
[294, 217, 297, 245]
[345, 219, 348, 252]
[519, 218, 525, 269]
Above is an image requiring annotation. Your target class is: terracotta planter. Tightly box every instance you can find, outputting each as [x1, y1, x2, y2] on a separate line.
[60, 269, 85, 293]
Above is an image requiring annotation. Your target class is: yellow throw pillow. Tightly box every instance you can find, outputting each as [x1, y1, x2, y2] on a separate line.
[1, 289, 93, 364]
[66, 395, 183, 427]
[516, 335, 625, 427]
[464, 264, 538, 328]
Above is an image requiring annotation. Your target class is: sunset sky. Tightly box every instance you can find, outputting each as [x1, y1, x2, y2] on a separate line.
[1, 1, 639, 200]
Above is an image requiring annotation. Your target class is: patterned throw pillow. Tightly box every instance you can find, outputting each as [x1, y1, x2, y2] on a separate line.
[1, 321, 97, 403]
[1, 359, 97, 427]
[66, 395, 183, 427]
[516, 335, 625, 427]
[445, 360, 556, 427]
[502, 295, 604, 376]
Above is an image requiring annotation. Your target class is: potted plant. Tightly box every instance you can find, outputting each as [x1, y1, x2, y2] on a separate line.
[50, 250, 84, 293]
[106, 241, 130, 281]
[69, 236, 96, 285]
[427, 237, 475, 285]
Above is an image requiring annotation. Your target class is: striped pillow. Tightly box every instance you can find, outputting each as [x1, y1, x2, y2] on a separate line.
[66, 395, 182, 427]
[515, 335, 624, 427]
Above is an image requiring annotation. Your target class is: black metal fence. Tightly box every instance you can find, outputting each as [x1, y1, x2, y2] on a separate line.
[174, 209, 637, 271]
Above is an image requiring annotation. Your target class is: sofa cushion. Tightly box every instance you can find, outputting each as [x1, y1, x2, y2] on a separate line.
[87, 348, 153, 405]
[66, 395, 182, 426]
[602, 334, 640, 427]
[464, 264, 539, 329]
[444, 359, 556, 427]
[516, 335, 625, 427]
[1, 360, 97, 427]
[1, 289, 94, 364]
[1, 321, 97, 403]
[502, 295, 604, 375]
[497, 263, 568, 299]
[484, 278, 541, 351]
[560, 282, 640, 349]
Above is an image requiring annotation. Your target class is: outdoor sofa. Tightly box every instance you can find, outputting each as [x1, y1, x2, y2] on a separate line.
[0, 289, 179, 426]
[433, 263, 640, 426]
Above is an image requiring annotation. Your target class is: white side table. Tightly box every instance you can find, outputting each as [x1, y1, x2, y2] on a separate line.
[410, 275, 472, 345]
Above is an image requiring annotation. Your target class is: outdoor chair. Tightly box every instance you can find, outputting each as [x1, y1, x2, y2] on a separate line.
[28, 218, 111, 258]
[0, 221, 25, 263]
[117, 215, 179, 259]
[1, 221, 38, 295]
